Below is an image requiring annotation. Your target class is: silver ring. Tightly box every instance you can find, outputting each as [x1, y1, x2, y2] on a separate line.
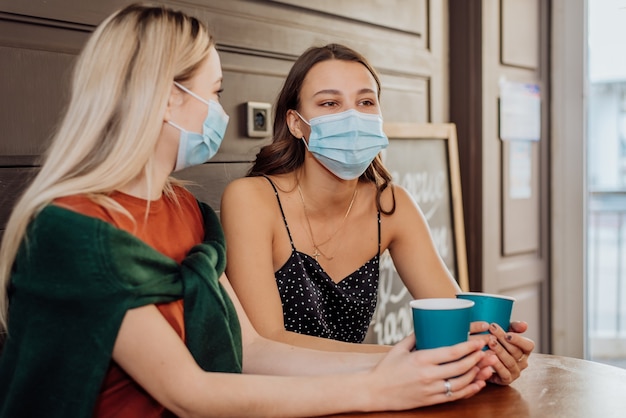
[444, 379, 453, 397]
[517, 354, 526, 363]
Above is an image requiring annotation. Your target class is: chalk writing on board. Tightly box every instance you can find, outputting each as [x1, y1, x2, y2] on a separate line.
[366, 169, 452, 345]
[364, 137, 457, 345]
[370, 251, 412, 345]
[393, 169, 451, 261]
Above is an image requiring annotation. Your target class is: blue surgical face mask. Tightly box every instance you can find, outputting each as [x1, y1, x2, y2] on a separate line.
[167, 81, 229, 171]
[295, 109, 388, 180]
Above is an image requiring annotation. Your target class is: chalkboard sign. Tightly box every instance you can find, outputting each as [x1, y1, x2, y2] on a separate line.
[363, 123, 469, 345]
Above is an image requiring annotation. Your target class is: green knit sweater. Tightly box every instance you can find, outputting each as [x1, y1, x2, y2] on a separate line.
[0, 202, 242, 417]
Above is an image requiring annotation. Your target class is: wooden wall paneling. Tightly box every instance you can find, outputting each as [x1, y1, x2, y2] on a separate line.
[428, 0, 450, 123]
[379, 74, 430, 123]
[481, 0, 549, 352]
[192, 0, 429, 76]
[450, 0, 548, 350]
[172, 162, 252, 215]
[508, 283, 542, 347]
[538, 0, 552, 354]
[496, 256, 545, 290]
[498, 0, 544, 260]
[0, 46, 76, 156]
[0, 0, 129, 26]
[0, 13, 90, 53]
[481, 0, 503, 295]
[212, 50, 293, 162]
[499, 0, 542, 257]
[501, 139, 541, 255]
[449, 0, 483, 291]
[268, 0, 426, 35]
[500, 0, 539, 69]
[0, 166, 39, 237]
[0, 16, 88, 157]
[1, 0, 438, 160]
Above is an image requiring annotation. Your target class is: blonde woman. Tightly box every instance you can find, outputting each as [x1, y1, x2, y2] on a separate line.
[0, 4, 496, 417]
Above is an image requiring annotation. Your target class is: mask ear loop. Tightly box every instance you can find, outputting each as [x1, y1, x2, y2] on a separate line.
[293, 110, 311, 126]
[167, 120, 186, 132]
[289, 110, 310, 147]
[173, 81, 210, 106]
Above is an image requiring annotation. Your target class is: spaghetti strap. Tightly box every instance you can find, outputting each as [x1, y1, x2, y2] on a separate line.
[377, 210, 381, 256]
[261, 175, 296, 250]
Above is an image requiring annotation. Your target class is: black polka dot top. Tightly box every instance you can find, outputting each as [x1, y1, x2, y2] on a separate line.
[263, 176, 380, 343]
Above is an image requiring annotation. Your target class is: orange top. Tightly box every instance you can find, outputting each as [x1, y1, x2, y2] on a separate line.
[55, 187, 204, 418]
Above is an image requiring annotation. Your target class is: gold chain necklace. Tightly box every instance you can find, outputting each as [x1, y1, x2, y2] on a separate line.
[297, 182, 358, 261]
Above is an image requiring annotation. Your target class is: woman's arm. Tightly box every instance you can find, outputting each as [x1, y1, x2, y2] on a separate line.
[112, 274, 497, 417]
[221, 177, 387, 353]
[385, 185, 534, 385]
[221, 274, 386, 375]
[384, 185, 460, 298]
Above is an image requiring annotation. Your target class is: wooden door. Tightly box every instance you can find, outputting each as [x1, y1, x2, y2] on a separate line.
[450, 0, 550, 352]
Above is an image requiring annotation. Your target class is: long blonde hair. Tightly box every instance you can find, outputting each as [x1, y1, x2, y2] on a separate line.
[0, 3, 214, 332]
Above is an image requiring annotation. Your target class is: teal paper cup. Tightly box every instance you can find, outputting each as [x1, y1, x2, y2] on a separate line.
[410, 298, 474, 350]
[456, 292, 516, 332]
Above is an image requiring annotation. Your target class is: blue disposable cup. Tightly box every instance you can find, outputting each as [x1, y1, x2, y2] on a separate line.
[410, 298, 474, 350]
[456, 292, 516, 332]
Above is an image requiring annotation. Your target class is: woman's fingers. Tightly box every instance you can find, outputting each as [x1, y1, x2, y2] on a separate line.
[434, 370, 487, 402]
[421, 337, 490, 365]
[491, 324, 534, 363]
[504, 330, 535, 355]
[394, 332, 417, 352]
[374, 337, 494, 409]
[470, 321, 489, 334]
[486, 337, 516, 384]
[509, 320, 528, 333]
[485, 323, 535, 385]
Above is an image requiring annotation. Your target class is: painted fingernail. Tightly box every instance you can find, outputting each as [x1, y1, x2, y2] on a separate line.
[490, 323, 498, 331]
[489, 336, 497, 347]
[506, 334, 513, 341]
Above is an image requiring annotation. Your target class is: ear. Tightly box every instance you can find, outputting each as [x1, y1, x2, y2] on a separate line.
[286, 109, 305, 139]
[164, 84, 184, 122]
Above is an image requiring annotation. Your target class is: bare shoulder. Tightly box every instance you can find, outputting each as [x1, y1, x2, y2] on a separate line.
[222, 176, 273, 206]
[379, 182, 419, 214]
[220, 175, 280, 221]
[380, 183, 433, 248]
[223, 176, 267, 196]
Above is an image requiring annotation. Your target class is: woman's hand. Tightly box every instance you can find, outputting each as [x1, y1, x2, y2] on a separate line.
[482, 321, 535, 385]
[366, 334, 497, 411]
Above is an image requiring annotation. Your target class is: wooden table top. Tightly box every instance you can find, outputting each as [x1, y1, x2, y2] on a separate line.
[322, 353, 626, 417]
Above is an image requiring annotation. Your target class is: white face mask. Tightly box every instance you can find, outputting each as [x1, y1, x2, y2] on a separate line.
[167, 82, 229, 171]
[296, 109, 388, 180]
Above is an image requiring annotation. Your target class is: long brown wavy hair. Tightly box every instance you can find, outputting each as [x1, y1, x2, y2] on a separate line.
[247, 43, 396, 215]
